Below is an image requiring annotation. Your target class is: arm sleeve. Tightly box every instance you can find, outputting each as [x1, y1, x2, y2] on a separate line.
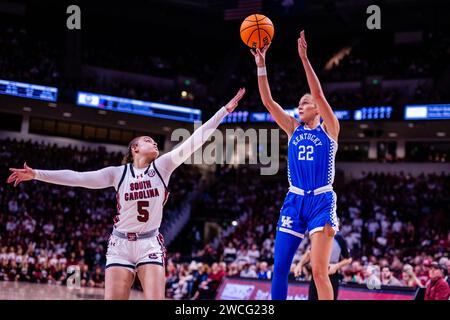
[335, 234, 351, 259]
[155, 107, 229, 184]
[34, 166, 122, 190]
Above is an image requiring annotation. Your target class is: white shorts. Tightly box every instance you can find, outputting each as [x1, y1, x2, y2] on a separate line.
[105, 232, 166, 273]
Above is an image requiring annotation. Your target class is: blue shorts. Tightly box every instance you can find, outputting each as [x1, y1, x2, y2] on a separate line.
[277, 190, 339, 238]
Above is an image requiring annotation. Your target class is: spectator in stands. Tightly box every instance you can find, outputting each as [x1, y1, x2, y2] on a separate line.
[222, 242, 237, 264]
[424, 262, 450, 300]
[90, 266, 104, 288]
[207, 262, 225, 293]
[402, 264, 425, 288]
[239, 263, 257, 279]
[257, 262, 272, 280]
[248, 244, 260, 264]
[349, 260, 365, 284]
[190, 279, 211, 300]
[381, 267, 402, 286]
[227, 263, 239, 277]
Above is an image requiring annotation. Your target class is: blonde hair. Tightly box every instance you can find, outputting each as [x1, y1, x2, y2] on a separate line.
[122, 136, 142, 164]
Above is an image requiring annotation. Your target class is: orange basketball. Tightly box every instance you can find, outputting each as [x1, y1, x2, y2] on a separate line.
[240, 14, 274, 49]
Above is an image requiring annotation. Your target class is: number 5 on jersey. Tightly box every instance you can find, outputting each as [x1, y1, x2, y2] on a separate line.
[298, 145, 314, 161]
[137, 201, 150, 222]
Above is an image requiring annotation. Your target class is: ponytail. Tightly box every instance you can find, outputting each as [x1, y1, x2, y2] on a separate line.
[122, 136, 141, 165]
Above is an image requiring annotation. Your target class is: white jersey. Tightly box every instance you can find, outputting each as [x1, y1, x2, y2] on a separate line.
[33, 107, 229, 234]
[114, 162, 169, 233]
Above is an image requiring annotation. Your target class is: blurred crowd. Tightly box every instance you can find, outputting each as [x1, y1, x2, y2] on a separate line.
[1, 21, 450, 112]
[0, 140, 448, 299]
[164, 167, 449, 299]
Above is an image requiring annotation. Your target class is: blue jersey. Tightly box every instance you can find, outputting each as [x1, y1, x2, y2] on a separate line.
[287, 123, 337, 190]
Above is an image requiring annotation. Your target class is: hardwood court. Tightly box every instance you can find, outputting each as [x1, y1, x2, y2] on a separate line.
[0, 281, 145, 300]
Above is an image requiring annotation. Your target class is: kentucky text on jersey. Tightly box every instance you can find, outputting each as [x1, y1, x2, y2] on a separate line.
[124, 182, 160, 201]
[291, 132, 323, 147]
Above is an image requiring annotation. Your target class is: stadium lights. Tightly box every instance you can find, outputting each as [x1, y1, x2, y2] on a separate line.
[388, 132, 398, 137]
[404, 104, 450, 120]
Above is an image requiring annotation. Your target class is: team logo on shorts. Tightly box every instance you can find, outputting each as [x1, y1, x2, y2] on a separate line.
[281, 216, 293, 229]
[147, 170, 156, 177]
[148, 253, 160, 260]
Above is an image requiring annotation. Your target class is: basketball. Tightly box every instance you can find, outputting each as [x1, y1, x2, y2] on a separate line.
[240, 14, 274, 49]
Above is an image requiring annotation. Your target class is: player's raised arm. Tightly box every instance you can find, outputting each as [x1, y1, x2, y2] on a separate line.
[251, 44, 299, 137]
[298, 30, 340, 141]
[156, 88, 246, 178]
[7, 162, 120, 189]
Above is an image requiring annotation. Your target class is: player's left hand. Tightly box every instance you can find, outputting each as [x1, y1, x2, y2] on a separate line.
[328, 263, 339, 275]
[7, 162, 36, 187]
[298, 30, 308, 60]
[224, 87, 246, 113]
[293, 263, 303, 277]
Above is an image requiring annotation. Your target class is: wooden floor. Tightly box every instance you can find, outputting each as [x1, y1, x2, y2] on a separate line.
[0, 281, 145, 300]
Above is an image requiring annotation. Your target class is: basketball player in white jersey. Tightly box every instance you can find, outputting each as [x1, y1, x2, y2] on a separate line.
[6, 88, 246, 300]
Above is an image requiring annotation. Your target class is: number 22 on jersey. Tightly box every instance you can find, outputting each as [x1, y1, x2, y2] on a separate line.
[298, 145, 314, 161]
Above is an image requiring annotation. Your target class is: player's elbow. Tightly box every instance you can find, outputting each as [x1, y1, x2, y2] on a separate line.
[260, 91, 274, 106]
[261, 98, 275, 110]
[260, 96, 271, 107]
[311, 92, 326, 102]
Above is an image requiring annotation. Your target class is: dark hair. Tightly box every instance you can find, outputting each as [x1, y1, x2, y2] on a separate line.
[122, 136, 141, 164]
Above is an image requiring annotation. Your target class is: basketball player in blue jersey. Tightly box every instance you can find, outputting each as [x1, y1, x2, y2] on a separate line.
[251, 30, 340, 300]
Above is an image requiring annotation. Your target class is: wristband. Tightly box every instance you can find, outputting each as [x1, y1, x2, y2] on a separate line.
[257, 67, 267, 76]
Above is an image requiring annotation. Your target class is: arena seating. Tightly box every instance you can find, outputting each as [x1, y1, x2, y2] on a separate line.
[2, 140, 447, 299]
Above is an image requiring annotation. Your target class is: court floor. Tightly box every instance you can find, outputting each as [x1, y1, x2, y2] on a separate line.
[0, 281, 145, 300]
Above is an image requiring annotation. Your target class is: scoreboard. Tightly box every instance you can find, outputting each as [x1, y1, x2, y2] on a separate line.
[404, 104, 450, 120]
[1, 77, 446, 124]
[77, 91, 202, 123]
[353, 106, 393, 120]
[0, 79, 58, 102]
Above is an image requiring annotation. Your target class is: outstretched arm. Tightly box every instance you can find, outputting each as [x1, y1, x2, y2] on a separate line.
[251, 44, 299, 137]
[156, 88, 246, 181]
[294, 250, 311, 277]
[298, 30, 340, 141]
[7, 162, 120, 189]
